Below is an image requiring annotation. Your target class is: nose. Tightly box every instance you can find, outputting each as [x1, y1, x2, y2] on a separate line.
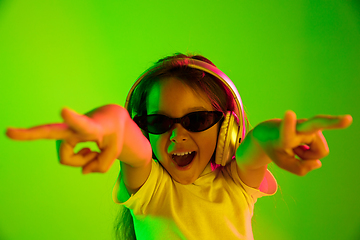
[170, 123, 188, 143]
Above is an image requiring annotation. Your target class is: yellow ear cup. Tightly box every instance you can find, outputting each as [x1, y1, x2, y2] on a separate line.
[215, 111, 242, 166]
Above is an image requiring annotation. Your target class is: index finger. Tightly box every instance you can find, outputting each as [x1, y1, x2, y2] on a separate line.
[6, 123, 72, 141]
[296, 114, 353, 134]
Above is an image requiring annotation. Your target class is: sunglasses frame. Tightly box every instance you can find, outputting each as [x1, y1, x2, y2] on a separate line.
[133, 111, 224, 134]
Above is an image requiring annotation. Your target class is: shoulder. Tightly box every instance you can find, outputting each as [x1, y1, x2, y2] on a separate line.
[113, 160, 169, 204]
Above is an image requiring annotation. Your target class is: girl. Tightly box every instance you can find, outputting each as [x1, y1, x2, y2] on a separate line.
[6, 54, 352, 240]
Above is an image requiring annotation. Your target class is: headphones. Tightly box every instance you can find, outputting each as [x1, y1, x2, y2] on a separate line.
[124, 58, 246, 166]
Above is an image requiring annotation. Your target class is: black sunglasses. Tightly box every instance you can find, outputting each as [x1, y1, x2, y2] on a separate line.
[133, 111, 223, 134]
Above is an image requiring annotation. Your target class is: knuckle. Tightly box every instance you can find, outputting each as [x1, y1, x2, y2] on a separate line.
[294, 168, 305, 176]
[296, 166, 310, 176]
[59, 157, 69, 165]
[317, 148, 329, 159]
[297, 169, 307, 177]
[323, 148, 330, 157]
[98, 165, 109, 173]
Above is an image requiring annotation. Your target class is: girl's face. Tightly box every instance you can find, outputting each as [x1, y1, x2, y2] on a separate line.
[147, 77, 220, 184]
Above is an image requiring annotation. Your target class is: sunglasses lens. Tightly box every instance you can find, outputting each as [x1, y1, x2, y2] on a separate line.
[185, 112, 222, 132]
[146, 115, 172, 134]
[134, 111, 223, 134]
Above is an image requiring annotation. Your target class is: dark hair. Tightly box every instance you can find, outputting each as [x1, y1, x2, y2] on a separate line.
[128, 53, 235, 119]
[114, 53, 249, 240]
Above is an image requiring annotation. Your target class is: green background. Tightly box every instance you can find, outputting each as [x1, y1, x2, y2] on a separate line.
[1, 0, 359, 239]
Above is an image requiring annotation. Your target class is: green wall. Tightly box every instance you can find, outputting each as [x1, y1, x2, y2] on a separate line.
[1, 1, 359, 239]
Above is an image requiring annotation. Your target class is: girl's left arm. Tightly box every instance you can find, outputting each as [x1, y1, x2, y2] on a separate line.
[235, 110, 353, 189]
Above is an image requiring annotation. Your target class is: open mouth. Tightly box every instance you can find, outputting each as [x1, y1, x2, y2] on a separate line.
[171, 151, 196, 168]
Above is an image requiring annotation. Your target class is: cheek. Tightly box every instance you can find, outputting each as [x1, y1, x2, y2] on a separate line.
[198, 128, 219, 156]
[149, 134, 167, 159]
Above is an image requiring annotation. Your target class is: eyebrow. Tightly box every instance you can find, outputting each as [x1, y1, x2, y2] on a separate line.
[149, 106, 209, 115]
[187, 106, 208, 111]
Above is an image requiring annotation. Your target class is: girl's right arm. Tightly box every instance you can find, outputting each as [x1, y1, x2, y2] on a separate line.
[6, 104, 153, 194]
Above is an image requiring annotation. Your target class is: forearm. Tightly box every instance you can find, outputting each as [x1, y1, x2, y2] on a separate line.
[118, 109, 152, 167]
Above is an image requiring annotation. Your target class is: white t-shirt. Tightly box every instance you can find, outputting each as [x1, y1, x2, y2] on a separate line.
[114, 160, 277, 240]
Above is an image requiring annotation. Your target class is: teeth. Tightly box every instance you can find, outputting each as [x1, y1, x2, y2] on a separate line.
[172, 151, 192, 156]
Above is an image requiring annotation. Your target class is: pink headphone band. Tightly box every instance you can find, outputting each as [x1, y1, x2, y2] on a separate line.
[125, 58, 246, 142]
